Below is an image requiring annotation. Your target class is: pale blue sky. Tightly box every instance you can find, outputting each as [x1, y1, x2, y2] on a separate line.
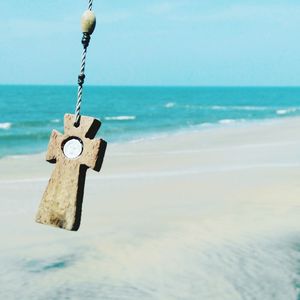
[1, 0, 300, 86]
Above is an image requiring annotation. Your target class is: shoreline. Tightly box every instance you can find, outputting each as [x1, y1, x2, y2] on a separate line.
[1, 115, 299, 162]
[1, 116, 300, 184]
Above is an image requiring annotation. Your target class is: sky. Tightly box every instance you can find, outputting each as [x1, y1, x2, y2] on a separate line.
[1, 0, 300, 86]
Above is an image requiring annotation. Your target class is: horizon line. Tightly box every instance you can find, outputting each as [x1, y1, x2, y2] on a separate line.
[1, 84, 300, 88]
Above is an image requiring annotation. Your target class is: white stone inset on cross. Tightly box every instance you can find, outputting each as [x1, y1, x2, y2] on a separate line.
[63, 138, 83, 159]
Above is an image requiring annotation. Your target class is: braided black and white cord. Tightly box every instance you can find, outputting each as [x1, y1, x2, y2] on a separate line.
[74, 0, 93, 127]
[88, 0, 93, 10]
[74, 48, 87, 126]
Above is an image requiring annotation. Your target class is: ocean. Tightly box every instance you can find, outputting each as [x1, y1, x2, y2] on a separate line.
[1, 85, 300, 158]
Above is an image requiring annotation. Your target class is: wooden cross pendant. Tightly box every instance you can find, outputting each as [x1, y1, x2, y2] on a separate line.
[35, 114, 107, 231]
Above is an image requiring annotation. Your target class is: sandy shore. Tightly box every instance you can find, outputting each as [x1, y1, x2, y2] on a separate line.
[1, 118, 300, 299]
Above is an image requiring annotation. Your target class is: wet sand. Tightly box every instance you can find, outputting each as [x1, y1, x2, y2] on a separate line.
[0, 118, 300, 299]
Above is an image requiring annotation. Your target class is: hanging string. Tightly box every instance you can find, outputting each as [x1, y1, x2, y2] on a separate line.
[74, 0, 94, 127]
[89, 0, 93, 10]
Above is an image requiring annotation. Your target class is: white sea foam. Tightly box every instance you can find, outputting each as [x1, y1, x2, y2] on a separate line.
[199, 122, 213, 127]
[218, 119, 236, 125]
[0, 122, 12, 130]
[51, 119, 60, 123]
[105, 116, 136, 121]
[211, 105, 227, 110]
[185, 105, 270, 111]
[165, 102, 175, 108]
[212, 105, 269, 111]
[276, 108, 297, 115]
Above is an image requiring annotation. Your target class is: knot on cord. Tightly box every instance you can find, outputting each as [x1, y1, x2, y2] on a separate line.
[78, 74, 86, 86]
[81, 33, 91, 49]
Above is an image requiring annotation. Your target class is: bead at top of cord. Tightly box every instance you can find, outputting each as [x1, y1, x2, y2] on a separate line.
[81, 10, 96, 35]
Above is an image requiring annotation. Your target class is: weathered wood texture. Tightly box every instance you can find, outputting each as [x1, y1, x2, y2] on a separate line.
[35, 114, 107, 231]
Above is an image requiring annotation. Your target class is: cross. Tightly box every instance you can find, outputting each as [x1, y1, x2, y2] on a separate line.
[35, 114, 107, 231]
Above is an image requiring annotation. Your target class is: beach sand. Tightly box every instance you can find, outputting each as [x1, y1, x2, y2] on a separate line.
[1, 118, 300, 299]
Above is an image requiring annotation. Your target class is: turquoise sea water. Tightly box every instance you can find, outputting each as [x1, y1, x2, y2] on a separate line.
[1, 85, 300, 157]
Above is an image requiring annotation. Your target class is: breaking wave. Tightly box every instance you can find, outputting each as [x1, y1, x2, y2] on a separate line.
[0, 122, 12, 130]
[105, 116, 136, 121]
[165, 102, 176, 108]
[276, 108, 298, 115]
